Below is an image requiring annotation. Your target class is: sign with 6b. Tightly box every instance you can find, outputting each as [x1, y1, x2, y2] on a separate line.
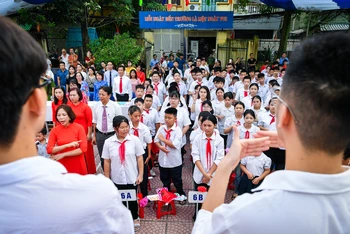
[188, 191, 207, 203]
[119, 189, 137, 201]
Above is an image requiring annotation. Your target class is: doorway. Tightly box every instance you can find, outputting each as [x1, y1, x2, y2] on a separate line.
[188, 37, 216, 60]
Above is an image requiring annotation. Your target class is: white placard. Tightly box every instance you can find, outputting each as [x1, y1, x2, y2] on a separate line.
[119, 189, 137, 201]
[188, 191, 207, 203]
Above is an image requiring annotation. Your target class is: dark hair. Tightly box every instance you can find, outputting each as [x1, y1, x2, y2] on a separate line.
[128, 105, 141, 115]
[249, 83, 259, 90]
[173, 70, 180, 76]
[258, 73, 265, 78]
[135, 84, 145, 91]
[213, 77, 225, 84]
[68, 65, 76, 73]
[243, 76, 251, 82]
[0, 17, 47, 146]
[53, 86, 68, 105]
[198, 111, 212, 123]
[152, 71, 160, 76]
[39, 126, 47, 135]
[69, 87, 83, 101]
[198, 86, 210, 100]
[224, 92, 234, 99]
[145, 79, 152, 85]
[129, 69, 137, 79]
[234, 101, 245, 109]
[164, 107, 177, 117]
[134, 98, 144, 104]
[146, 84, 154, 91]
[282, 33, 350, 154]
[233, 76, 239, 81]
[99, 86, 112, 95]
[56, 104, 76, 123]
[202, 113, 217, 125]
[59, 61, 65, 66]
[268, 79, 278, 86]
[168, 91, 184, 107]
[144, 94, 153, 100]
[244, 109, 256, 119]
[202, 100, 214, 114]
[168, 86, 179, 95]
[216, 88, 225, 94]
[88, 66, 95, 73]
[213, 67, 222, 72]
[96, 71, 104, 78]
[344, 143, 350, 160]
[194, 84, 201, 91]
[113, 115, 129, 128]
[117, 65, 125, 71]
[252, 95, 262, 102]
[76, 72, 84, 81]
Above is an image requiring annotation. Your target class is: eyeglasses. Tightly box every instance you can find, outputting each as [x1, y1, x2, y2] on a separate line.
[23, 76, 52, 104]
[275, 95, 299, 125]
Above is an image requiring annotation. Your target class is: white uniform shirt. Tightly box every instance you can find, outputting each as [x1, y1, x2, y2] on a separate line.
[60, 53, 69, 69]
[235, 88, 249, 101]
[0, 157, 134, 233]
[224, 115, 244, 149]
[113, 75, 132, 100]
[142, 108, 160, 136]
[152, 82, 167, 105]
[258, 111, 276, 130]
[241, 153, 271, 177]
[210, 87, 228, 101]
[193, 99, 207, 117]
[241, 95, 254, 109]
[102, 134, 145, 184]
[258, 83, 269, 102]
[192, 167, 350, 234]
[192, 132, 224, 185]
[233, 80, 244, 94]
[215, 105, 235, 135]
[188, 80, 208, 93]
[238, 125, 260, 140]
[161, 96, 188, 111]
[212, 99, 224, 115]
[129, 122, 152, 149]
[93, 100, 122, 133]
[154, 124, 182, 168]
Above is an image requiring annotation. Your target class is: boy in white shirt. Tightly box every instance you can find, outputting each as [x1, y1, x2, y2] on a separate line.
[151, 71, 166, 105]
[235, 76, 251, 102]
[35, 127, 50, 158]
[154, 107, 187, 204]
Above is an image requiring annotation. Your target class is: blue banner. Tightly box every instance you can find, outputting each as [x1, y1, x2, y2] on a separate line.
[139, 11, 233, 30]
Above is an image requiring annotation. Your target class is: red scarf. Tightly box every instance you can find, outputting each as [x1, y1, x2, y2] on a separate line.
[144, 109, 150, 114]
[206, 138, 212, 168]
[237, 120, 241, 126]
[244, 90, 248, 97]
[133, 128, 139, 137]
[140, 115, 144, 123]
[245, 130, 250, 139]
[154, 83, 159, 95]
[119, 140, 127, 165]
[164, 128, 172, 140]
[270, 114, 275, 125]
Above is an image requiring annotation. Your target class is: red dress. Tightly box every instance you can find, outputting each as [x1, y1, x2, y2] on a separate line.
[137, 71, 146, 83]
[51, 99, 64, 125]
[68, 102, 96, 174]
[47, 123, 88, 175]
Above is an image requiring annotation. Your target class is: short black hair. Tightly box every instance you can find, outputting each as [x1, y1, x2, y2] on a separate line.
[202, 113, 217, 125]
[0, 17, 47, 146]
[144, 94, 153, 100]
[202, 100, 214, 114]
[213, 67, 222, 73]
[56, 105, 76, 123]
[234, 101, 245, 109]
[213, 77, 225, 84]
[99, 86, 112, 95]
[128, 105, 141, 115]
[117, 65, 125, 71]
[39, 126, 47, 135]
[243, 76, 251, 82]
[134, 98, 144, 104]
[249, 83, 259, 90]
[258, 73, 265, 78]
[59, 61, 65, 66]
[244, 109, 256, 119]
[282, 32, 350, 154]
[135, 84, 145, 90]
[152, 71, 160, 76]
[113, 115, 129, 128]
[232, 76, 239, 81]
[164, 107, 177, 117]
[53, 86, 68, 105]
[224, 92, 234, 99]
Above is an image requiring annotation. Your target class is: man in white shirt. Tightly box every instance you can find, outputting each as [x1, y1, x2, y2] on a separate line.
[92, 86, 122, 170]
[192, 32, 350, 234]
[0, 17, 133, 233]
[113, 65, 132, 101]
[151, 71, 167, 105]
[58, 48, 69, 69]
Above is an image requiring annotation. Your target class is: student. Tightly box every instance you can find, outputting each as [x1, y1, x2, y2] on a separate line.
[93, 71, 108, 101]
[192, 113, 224, 220]
[232, 69, 247, 94]
[0, 16, 133, 233]
[224, 101, 245, 150]
[241, 83, 259, 110]
[113, 65, 132, 101]
[162, 84, 188, 110]
[154, 108, 187, 204]
[145, 84, 162, 111]
[128, 106, 152, 198]
[207, 67, 222, 89]
[236, 109, 268, 195]
[190, 111, 212, 147]
[36, 126, 50, 158]
[188, 68, 208, 94]
[133, 98, 146, 124]
[251, 95, 267, 126]
[257, 73, 269, 102]
[210, 77, 226, 101]
[171, 71, 187, 99]
[215, 92, 235, 148]
[192, 100, 215, 130]
[235, 76, 251, 102]
[102, 116, 144, 230]
[130, 85, 145, 105]
[151, 71, 167, 105]
[212, 88, 225, 114]
[191, 86, 210, 117]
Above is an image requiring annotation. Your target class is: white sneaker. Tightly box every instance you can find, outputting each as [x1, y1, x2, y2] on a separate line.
[150, 169, 156, 177]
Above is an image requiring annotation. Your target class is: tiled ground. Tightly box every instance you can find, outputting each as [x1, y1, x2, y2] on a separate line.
[94, 135, 235, 234]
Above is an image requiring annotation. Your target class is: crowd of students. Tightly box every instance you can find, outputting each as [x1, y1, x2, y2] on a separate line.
[37, 48, 291, 230]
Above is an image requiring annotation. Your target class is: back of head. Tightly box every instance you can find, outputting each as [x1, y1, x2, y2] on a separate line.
[282, 32, 350, 154]
[0, 17, 47, 147]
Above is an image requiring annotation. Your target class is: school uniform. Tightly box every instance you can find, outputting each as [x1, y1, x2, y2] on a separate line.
[152, 82, 166, 105]
[238, 153, 271, 195]
[92, 100, 122, 170]
[36, 140, 50, 158]
[161, 96, 188, 111]
[212, 99, 224, 116]
[241, 95, 255, 110]
[235, 88, 249, 101]
[129, 122, 152, 198]
[210, 88, 228, 101]
[232, 80, 244, 94]
[258, 111, 276, 131]
[215, 105, 235, 148]
[154, 124, 185, 196]
[188, 80, 208, 93]
[142, 108, 160, 137]
[258, 83, 269, 102]
[224, 115, 244, 149]
[193, 99, 207, 117]
[252, 107, 267, 126]
[102, 134, 145, 220]
[113, 75, 132, 101]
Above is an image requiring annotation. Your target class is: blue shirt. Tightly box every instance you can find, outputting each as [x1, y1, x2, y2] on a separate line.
[150, 59, 159, 68]
[176, 58, 186, 73]
[94, 80, 108, 101]
[103, 69, 118, 87]
[279, 57, 289, 65]
[56, 69, 68, 87]
[168, 61, 174, 69]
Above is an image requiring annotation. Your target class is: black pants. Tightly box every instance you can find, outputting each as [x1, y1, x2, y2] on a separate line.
[116, 93, 129, 102]
[220, 134, 228, 149]
[96, 131, 114, 171]
[140, 148, 149, 197]
[193, 182, 210, 220]
[114, 183, 138, 220]
[238, 173, 263, 195]
[159, 165, 185, 195]
[264, 147, 286, 171]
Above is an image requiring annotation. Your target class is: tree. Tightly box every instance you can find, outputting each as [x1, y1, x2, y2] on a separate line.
[89, 33, 144, 66]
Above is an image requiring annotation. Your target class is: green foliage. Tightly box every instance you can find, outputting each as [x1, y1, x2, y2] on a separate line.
[144, 2, 166, 11]
[90, 33, 144, 66]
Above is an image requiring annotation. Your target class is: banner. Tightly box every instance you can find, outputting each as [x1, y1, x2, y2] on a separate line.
[139, 11, 233, 30]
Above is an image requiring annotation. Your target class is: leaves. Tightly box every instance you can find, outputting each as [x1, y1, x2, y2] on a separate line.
[90, 33, 144, 67]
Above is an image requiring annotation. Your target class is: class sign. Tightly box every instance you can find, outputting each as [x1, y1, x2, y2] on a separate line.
[188, 191, 208, 203]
